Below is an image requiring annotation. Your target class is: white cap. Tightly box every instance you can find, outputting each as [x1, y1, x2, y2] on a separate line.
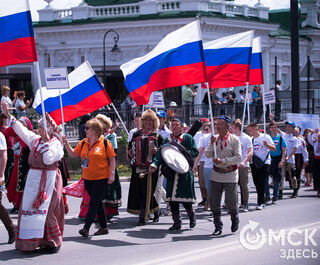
[169, 101, 177, 107]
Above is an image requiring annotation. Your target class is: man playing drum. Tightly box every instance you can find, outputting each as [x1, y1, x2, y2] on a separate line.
[149, 118, 199, 231]
[205, 115, 242, 236]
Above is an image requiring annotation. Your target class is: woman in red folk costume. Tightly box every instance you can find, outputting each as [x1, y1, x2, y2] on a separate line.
[1, 102, 65, 254]
[4, 117, 33, 212]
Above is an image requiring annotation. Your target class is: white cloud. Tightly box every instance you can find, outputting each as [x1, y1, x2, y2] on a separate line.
[29, 0, 290, 22]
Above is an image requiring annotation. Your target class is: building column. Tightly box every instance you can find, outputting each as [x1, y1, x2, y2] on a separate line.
[73, 48, 81, 68]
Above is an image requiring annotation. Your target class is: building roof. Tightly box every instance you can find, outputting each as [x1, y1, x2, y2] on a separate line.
[34, 10, 271, 28]
[84, 0, 142, 6]
[268, 8, 311, 38]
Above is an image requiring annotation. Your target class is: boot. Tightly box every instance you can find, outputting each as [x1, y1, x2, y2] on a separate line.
[213, 211, 223, 234]
[278, 190, 283, 200]
[169, 210, 181, 231]
[137, 210, 146, 226]
[186, 207, 196, 228]
[230, 210, 239, 233]
[291, 189, 298, 198]
[153, 210, 160, 223]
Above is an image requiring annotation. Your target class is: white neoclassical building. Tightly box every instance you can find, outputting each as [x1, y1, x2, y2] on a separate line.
[1, 0, 320, 107]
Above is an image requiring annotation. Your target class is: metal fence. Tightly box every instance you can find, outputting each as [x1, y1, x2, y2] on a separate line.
[23, 98, 320, 141]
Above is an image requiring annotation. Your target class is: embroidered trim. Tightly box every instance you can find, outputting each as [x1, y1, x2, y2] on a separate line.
[170, 172, 195, 203]
[21, 209, 47, 215]
[9, 116, 17, 127]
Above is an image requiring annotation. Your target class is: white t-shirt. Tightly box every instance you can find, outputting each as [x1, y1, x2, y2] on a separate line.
[15, 98, 26, 117]
[127, 128, 138, 142]
[296, 136, 309, 163]
[1, 96, 13, 108]
[238, 132, 253, 167]
[194, 131, 204, 146]
[199, 133, 213, 168]
[280, 131, 298, 164]
[158, 125, 171, 139]
[252, 133, 274, 165]
[0, 132, 7, 179]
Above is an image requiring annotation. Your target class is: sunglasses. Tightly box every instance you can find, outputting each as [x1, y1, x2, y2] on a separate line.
[85, 126, 90, 130]
[204, 128, 210, 132]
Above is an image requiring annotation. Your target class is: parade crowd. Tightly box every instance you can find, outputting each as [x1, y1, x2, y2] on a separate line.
[0, 85, 320, 254]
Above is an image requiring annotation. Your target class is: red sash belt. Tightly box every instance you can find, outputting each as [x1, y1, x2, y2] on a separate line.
[30, 167, 57, 209]
[213, 165, 238, 174]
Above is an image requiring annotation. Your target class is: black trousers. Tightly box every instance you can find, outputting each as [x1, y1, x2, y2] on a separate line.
[251, 164, 270, 205]
[4, 149, 14, 186]
[313, 158, 320, 191]
[84, 178, 108, 230]
[169, 201, 192, 213]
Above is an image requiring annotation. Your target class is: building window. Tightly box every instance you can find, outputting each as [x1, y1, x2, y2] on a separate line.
[271, 73, 275, 88]
[281, 73, 288, 90]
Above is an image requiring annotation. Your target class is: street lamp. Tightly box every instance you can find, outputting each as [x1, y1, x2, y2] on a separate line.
[103, 29, 121, 89]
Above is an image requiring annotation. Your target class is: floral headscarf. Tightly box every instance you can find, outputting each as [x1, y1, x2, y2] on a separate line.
[19, 117, 33, 131]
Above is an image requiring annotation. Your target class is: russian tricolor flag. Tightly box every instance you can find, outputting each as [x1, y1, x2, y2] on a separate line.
[120, 21, 206, 105]
[0, 0, 38, 67]
[33, 61, 112, 125]
[248, 37, 264, 85]
[203, 30, 254, 88]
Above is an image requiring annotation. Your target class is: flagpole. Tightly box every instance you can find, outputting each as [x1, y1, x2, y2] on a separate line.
[205, 83, 217, 158]
[241, 88, 247, 133]
[262, 85, 266, 136]
[269, 104, 272, 120]
[246, 82, 250, 124]
[111, 103, 129, 135]
[34, 61, 47, 132]
[59, 89, 65, 136]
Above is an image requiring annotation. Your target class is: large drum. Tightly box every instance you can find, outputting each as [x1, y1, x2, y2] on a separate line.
[161, 145, 190, 174]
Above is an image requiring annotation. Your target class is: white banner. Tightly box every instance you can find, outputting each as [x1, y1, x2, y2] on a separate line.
[286, 113, 320, 133]
[145, 91, 165, 108]
[44, 68, 69, 89]
[264, 90, 276, 105]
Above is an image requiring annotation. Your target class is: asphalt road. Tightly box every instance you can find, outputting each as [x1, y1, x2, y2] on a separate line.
[0, 178, 320, 265]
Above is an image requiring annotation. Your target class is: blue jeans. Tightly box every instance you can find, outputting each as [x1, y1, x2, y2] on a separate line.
[204, 168, 212, 196]
[266, 156, 282, 200]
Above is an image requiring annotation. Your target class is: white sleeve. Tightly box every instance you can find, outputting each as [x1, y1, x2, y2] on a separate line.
[43, 138, 64, 165]
[293, 137, 298, 148]
[10, 116, 38, 149]
[247, 135, 253, 149]
[279, 130, 285, 138]
[128, 130, 134, 142]
[308, 133, 316, 146]
[266, 134, 274, 145]
[0, 133, 7, 150]
[301, 139, 309, 163]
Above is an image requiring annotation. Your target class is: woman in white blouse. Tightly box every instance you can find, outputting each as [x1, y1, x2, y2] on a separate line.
[1, 102, 65, 253]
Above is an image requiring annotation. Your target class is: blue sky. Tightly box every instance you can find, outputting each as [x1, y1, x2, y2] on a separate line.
[29, 0, 290, 21]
